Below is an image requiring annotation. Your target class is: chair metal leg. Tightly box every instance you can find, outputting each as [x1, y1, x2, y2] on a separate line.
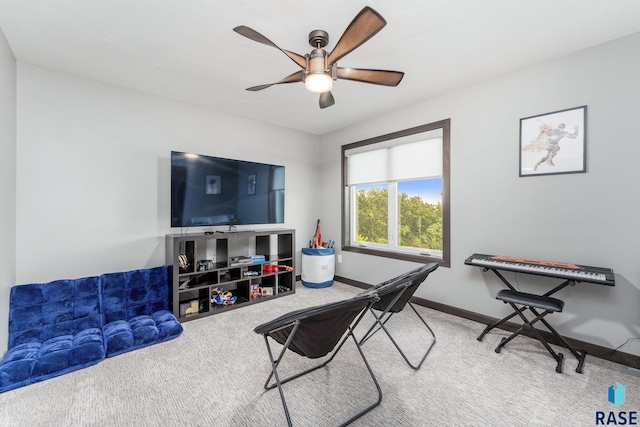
[261, 308, 382, 426]
[360, 302, 436, 370]
[403, 302, 436, 369]
[341, 331, 382, 427]
[359, 287, 408, 346]
[262, 321, 301, 391]
[263, 333, 294, 427]
[359, 311, 393, 345]
[265, 324, 358, 391]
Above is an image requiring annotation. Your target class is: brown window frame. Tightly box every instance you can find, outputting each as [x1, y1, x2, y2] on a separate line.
[341, 119, 450, 267]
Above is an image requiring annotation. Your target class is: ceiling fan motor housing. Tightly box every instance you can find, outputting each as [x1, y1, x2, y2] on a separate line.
[308, 30, 329, 48]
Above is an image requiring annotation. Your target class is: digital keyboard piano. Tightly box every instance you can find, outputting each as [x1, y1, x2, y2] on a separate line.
[464, 253, 615, 286]
[466, 253, 615, 373]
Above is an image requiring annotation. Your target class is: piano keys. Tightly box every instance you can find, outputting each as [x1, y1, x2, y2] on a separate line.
[465, 253, 615, 286]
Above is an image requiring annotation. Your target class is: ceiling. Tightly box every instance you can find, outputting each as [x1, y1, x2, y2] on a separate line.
[1, 1, 640, 135]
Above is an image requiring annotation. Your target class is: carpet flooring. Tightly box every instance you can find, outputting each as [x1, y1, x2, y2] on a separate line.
[0, 281, 636, 426]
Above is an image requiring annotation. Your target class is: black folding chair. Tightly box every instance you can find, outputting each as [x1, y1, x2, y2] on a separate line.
[254, 292, 381, 427]
[359, 263, 439, 370]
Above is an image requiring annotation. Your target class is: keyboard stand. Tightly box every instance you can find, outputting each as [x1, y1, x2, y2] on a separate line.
[475, 267, 587, 373]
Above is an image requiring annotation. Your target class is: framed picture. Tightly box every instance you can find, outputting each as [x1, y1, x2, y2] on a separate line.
[248, 173, 256, 195]
[205, 175, 221, 194]
[519, 105, 587, 177]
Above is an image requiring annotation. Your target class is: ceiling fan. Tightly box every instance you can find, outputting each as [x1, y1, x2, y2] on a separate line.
[233, 6, 404, 109]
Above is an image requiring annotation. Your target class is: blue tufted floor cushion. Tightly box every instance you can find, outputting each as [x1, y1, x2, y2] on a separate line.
[0, 343, 39, 392]
[0, 277, 105, 393]
[1, 266, 182, 393]
[101, 266, 182, 357]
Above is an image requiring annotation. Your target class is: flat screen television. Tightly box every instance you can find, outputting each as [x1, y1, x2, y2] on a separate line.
[171, 151, 285, 228]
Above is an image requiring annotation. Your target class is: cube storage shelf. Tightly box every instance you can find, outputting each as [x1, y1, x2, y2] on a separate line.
[166, 229, 295, 322]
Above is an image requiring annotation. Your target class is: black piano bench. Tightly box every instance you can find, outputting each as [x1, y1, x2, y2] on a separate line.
[493, 289, 584, 374]
[496, 290, 564, 312]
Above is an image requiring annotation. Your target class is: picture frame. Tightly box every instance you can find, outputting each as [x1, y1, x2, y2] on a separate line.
[205, 175, 221, 194]
[519, 105, 587, 177]
[248, 173, 256, 195]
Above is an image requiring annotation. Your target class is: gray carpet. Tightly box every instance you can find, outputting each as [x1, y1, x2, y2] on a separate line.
[0, 281, 636, 426]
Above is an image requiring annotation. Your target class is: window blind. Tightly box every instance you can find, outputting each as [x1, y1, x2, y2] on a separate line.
[346, 136, 443, 185]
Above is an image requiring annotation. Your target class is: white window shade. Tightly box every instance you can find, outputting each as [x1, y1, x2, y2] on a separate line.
[347, 137, 443, 185]
[347, 149, 389, 185]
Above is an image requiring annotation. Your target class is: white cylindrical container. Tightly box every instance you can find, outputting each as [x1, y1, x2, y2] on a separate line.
[301, 248, 335, 288]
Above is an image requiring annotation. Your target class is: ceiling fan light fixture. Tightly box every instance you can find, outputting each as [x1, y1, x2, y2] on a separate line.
[305, 72, 333, 93]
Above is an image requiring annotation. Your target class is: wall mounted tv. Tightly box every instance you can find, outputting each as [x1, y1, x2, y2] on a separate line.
[171, 151, 285, 228]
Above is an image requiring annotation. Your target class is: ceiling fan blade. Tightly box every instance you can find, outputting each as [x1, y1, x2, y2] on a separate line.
[246, 70, 304, 91]
[337, 67, 404, 86]
[233, 26, 307, 69]
[319, 91, 335, 109]
[327, 7, 387, 66]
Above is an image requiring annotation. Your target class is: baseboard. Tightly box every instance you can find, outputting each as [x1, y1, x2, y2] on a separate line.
[335, 275, 640, 369]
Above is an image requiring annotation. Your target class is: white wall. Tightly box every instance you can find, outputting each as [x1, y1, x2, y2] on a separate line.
[320, 32, 640, 357]
[0, 29, 16, 356]
[7, 31, 640, 360]
[15, 63, 320, 284]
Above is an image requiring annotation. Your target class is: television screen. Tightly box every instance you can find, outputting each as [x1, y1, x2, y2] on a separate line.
[171, 151, 285, 228]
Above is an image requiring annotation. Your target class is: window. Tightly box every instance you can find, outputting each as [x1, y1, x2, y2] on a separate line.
[341, 119, 450, 267]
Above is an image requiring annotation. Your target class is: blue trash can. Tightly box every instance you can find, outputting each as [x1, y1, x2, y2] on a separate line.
[301, 248, 335, 288]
